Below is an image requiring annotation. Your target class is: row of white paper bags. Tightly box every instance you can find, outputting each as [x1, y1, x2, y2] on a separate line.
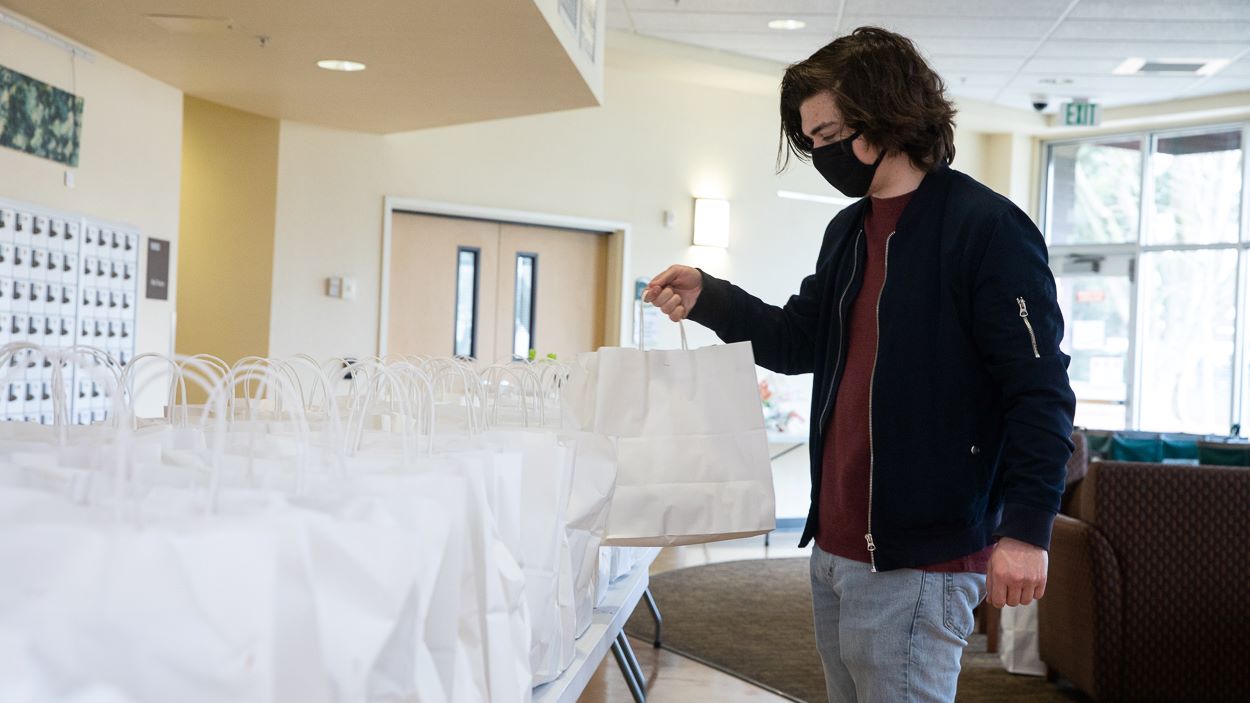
[0, 351, 619, 703]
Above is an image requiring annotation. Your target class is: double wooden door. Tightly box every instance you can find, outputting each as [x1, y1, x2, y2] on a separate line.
[387, 212, 609, 362]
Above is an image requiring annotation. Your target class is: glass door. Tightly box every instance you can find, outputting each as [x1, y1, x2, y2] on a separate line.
[1054, 253, 1136, 430]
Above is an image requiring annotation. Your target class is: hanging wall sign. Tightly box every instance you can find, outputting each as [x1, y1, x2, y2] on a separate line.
[0, 64, 84, 167]
[146, 238, 170, 300]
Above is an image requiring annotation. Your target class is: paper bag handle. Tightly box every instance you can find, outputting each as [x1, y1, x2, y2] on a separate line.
[636, 317, 688, 351]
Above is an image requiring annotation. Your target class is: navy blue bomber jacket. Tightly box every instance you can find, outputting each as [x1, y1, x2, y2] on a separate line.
[687, 165, 1077, 571]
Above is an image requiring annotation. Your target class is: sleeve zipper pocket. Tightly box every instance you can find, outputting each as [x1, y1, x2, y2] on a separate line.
[1016, 297, 1041, 358]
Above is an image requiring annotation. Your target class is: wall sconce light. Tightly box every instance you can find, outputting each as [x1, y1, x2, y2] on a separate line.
[692, 197, 730, 248]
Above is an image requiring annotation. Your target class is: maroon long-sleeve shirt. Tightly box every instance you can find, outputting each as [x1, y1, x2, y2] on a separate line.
[816, 191, 993, 574]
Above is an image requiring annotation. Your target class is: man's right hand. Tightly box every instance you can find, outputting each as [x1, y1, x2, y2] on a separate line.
[644, 265, 703, 322]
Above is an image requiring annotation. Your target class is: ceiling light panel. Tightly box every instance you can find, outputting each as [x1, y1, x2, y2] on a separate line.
[317, 59, 366, 72]
[768, 19, 807, 31]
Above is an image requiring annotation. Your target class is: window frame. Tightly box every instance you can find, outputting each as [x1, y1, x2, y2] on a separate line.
[1041, 120, 1250, 436]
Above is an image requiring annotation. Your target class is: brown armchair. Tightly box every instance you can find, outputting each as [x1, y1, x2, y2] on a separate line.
[1038, 461, 1250, 702]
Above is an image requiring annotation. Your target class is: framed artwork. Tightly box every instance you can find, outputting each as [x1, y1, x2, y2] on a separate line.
[0, 65, 84, 167]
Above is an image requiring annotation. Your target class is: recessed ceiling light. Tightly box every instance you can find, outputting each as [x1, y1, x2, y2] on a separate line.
[317, 59, 366, 72]
[768, 19, 806, 31]
[1038, 77, 1074, 85]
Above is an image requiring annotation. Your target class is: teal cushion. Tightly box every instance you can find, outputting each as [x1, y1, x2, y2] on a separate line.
[1111, 434, 1163, 463]
[1198, 442, 1250, 467]
[1085, 431, 1114, 459]
[1161, 435, 1199, 461]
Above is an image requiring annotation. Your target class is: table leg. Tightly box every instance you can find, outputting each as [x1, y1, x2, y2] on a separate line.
[642, 587, 663, 648]
[611, 637, 646, 703]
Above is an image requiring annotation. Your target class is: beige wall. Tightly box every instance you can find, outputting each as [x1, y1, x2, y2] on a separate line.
[981, 132, 1039, 214]
[0, 10, 182, 412]
[269, 33, 1043, 360]
[176, 97, 279, 364]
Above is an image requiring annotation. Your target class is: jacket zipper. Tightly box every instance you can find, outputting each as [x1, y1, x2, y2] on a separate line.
[865, 232, 895, 573]
[817, 230, 865, 433]
[1017, 297, 1041, 359]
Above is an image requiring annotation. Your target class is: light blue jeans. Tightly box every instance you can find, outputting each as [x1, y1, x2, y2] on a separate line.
[809, 544, 987, 703]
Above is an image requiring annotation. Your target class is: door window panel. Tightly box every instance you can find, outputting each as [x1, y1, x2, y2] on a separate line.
[512, 253, 537, 359]
[1055, 256, 1134, 430]
[454, 248, 479, 358]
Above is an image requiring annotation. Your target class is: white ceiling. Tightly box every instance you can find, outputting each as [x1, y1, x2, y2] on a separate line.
[606, 0, 1250, 112]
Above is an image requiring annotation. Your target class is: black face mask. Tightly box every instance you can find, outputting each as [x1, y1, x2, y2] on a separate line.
[811, 131, 885, 198]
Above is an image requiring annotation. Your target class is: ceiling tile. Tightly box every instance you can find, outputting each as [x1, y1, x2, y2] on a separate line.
[644, 30, 832, 53]
[848, 0, 1074, 18]
[929, 55, 1034, 74]
[943, 74, 1013, 90]
[1068, 0, 1250, 22]
[1007, 73, 1202, 96]
[626, 11, 839, 34]
[1050, 19, 1250, 43]
[839, 14, 1054, 38]
[951, 86, 1008, 102]
[607, 7, 633, 30]
[1035, 40, 1250, 60]
[1019, 56, 1141, 76]
[1210, 60, 1250, 77]
[1184, 76, 1250, 95]
[620, 1, 836, 13]
[617, 0, 1250, 111]
[912, 37, 1038, 57]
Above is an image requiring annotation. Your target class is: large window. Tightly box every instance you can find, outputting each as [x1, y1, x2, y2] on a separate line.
[1043, 124, 1247, 436]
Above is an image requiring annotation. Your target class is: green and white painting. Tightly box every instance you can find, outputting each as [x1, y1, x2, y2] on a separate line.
[0, 65, 84, 167]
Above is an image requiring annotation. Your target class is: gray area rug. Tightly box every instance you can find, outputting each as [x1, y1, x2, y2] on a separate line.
[625, 558, 1091, 703]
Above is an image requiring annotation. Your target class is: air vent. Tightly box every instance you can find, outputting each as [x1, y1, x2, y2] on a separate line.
[1140, 61, 1206, 73]
[146, 15, 235, 34]
[1113, 58, 1230, 76]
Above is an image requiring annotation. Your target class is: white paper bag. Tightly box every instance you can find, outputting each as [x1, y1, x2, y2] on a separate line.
[999, 602, 1046, 676]
[567, 339, 775, 546]
[561, 433, 616, 637]
[480, 430, 576, 686]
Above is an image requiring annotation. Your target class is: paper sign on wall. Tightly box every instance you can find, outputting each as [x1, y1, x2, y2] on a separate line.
[146, 238, 169, 300]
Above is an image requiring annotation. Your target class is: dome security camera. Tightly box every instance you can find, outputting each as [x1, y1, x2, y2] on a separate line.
[1031, 94, 1049, 112]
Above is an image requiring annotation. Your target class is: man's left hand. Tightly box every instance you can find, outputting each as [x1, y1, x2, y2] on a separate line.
[986, 537, 1048, 608]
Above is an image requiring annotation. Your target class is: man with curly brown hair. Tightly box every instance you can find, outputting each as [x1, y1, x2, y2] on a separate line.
[645, 27, 1076, 702]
